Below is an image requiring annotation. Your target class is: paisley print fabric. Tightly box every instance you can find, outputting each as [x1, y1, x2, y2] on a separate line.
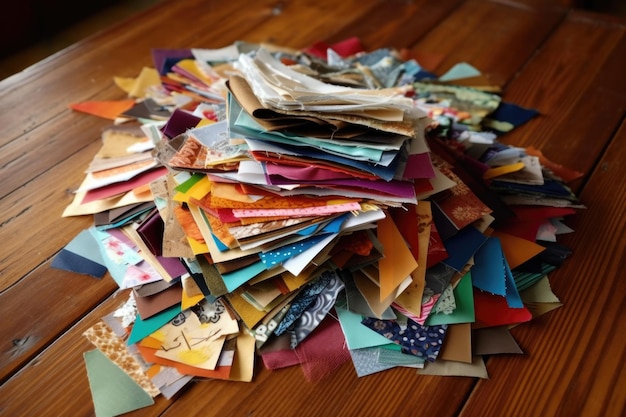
[273, 270, 334, 336]
[290, 271, 344, 347]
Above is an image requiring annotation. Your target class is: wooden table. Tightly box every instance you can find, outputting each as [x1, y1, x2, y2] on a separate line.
[1, 0, 625, 416]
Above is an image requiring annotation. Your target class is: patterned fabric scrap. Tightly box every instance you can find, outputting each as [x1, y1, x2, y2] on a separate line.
[273, 270, 335, 336]
[290, 271, 345, 348]
[361, 317, 448, 362]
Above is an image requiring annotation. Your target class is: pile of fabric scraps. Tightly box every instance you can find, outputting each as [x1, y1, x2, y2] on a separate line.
[57, 38, 584, 414]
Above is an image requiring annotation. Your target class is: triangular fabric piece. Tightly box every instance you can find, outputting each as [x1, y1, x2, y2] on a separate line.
[83, 349, 154, 417]
[113, 66, 161, 98]
[473, 289, 532, 328]
[473, 326, 523, 355]
[471, 237, 506, 295]
[69, 100, 136, 120]
[377, 214, 418, 302]
[51, 249, 107, 278]
[491, 231, 545, 269]
[417, 355, 489, 378]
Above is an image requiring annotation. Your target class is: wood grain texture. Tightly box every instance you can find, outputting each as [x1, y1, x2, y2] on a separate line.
[0, 263, 117, 381]
[0, 132, 104, 290]
[0, 0, 624, 416]
[0, 291, 173, 417]
[322, 0, 465, 49]
[413, 0, 567, 86]
[499, 10, 626, 192]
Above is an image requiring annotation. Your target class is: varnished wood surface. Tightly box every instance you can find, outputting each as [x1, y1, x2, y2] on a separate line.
[1, 0, 625, 416]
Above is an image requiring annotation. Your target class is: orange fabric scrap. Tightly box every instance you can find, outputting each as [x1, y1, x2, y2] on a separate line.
[525, 146, 583, 183]
[173, 205, 205, 243]
[69, 99, 136, 120]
